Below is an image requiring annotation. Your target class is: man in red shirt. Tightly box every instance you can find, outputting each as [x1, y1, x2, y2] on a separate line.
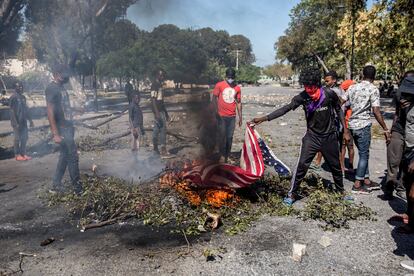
[212, 68, 242, 163]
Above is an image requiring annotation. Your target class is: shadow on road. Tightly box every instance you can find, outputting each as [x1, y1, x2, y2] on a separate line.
[0, 183, 17, 193]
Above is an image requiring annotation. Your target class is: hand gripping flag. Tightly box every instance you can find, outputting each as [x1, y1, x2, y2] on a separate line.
[182, 124, 290, 189]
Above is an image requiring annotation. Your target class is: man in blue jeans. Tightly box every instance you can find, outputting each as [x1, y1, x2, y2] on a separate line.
[212, 68, 242, 163]
[342, 65, 390, 194]
[46, 65, 83, 195]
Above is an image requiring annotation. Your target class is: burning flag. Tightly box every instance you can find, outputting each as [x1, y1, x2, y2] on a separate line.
[182, 124, 290, 189]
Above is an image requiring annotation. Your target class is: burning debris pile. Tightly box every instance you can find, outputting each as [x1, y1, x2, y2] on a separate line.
[46, 166, 376, 235]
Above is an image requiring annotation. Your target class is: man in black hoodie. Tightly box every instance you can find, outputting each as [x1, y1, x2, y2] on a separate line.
[251, 68, 350, 206]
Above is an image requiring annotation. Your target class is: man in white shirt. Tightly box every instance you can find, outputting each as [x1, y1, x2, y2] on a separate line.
[342, 65, 390, 194]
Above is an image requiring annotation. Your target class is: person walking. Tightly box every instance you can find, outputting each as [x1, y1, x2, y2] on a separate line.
[342, 65, 390, 194]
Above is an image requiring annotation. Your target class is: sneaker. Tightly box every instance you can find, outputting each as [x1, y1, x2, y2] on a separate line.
[401, 260, 414, 271]
[23, 155, 32, 160]
[396, 190, 407, 200]
[283, 196, 295, 206]
[218, 156, 226, 163]
[351, 185, 371, 194]
[15, 155, 26, 161]
[364, 181, 381, 191]
[309, 163, 321, 171]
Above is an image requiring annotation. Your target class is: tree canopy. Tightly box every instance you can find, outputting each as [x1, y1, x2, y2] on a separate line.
[97, 24, 256, 85]
[276, 0, 413, 80]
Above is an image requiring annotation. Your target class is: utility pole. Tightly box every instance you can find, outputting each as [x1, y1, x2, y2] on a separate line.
[234, 49, 242, 70]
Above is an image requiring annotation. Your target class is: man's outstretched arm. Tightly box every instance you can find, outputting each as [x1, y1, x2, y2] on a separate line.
[250, 98, 299, 125]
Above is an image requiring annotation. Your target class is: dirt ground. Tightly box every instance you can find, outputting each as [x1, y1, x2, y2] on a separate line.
[1, 86, 413, 275]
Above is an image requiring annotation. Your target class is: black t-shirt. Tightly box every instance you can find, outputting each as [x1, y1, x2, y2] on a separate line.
[267, 89, 341, 135]
[9, 93, 28, 127]
[45, 82, 66, 127]
[391, 90, 405, 135]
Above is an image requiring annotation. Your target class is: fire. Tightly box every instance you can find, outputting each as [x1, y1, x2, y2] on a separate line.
[205, 189, 238, 208]
[160, 160, 239, 208]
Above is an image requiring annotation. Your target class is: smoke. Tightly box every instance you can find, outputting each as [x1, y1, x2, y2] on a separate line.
[68, 76, 86, 108]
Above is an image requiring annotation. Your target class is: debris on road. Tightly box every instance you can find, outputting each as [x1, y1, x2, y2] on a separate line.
[292, 243, 306, 262]
[318, 235, 332, 248]
[40, 237, 55, 246]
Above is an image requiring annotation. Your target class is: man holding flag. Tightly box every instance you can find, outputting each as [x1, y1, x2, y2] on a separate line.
[251, 68, 351, 206]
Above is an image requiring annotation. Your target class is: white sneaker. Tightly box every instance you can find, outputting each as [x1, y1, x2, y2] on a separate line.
[401, 260, 414, 271]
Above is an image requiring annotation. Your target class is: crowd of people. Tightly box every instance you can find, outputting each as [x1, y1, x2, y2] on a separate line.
[251, 65, 414, 237]
[7, 63, 414, 239]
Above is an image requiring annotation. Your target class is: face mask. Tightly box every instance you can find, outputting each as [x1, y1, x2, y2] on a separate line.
[304, 85, 321, 101]
[227, 78, 234, 84]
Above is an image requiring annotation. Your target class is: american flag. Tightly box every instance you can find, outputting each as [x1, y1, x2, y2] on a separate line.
[182, 124, 290, 189]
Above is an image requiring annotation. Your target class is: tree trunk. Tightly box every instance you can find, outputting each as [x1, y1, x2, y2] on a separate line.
[314, 53, 329, 73]
[344, 55, 351, 80]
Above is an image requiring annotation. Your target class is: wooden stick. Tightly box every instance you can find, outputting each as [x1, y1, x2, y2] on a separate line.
[181, 230, 191, 253]
[81, 214, 131, 231]
[91, 108, 128, 128]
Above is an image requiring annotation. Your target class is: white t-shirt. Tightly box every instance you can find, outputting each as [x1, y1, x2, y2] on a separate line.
[342, 80, 380, 130]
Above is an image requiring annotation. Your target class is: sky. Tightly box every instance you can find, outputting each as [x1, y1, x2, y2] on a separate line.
[127, 0, 301, 67]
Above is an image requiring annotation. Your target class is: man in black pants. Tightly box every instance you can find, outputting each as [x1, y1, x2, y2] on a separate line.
[212, 68, 242, 163]
[251, 68, 350, 205]
[396, 75, 414, 235]
[46, 65, 82, 195]
[9, 81, 34, 161]
[383, 70, 414, 200]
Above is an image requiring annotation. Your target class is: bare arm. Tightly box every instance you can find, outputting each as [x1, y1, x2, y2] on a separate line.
[10, 108, 18, 127]
[236, 100, 242, 127]
[373, 106, 389, 131]
[151, 98, 160, 119]
[47, 103, 62, 143]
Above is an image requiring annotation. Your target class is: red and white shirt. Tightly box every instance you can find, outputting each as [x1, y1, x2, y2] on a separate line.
[212, 81, 241, 117]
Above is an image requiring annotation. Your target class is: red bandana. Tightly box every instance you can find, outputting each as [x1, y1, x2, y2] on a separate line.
[304, 85, 321, 101]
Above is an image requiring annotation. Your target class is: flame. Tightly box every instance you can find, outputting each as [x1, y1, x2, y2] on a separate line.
[160, 160, 239, 208]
